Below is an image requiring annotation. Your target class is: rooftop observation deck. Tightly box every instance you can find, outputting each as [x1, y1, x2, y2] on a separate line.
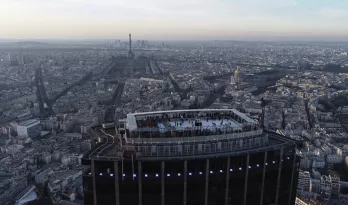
[84, 131, 298, 161]
[83, 110, 299, 161]
[124, 109, 260, 144]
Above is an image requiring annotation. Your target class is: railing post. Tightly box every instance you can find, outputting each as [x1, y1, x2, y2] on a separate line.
[114, 161, 120, 205]
[288, 146, 297, 205]
[91, 159, 97, 205]
[138, 161, 142, 205]
[204, 159, 210, 205]
[243, 154, 250, 205]
[161, 161, 165, 205]
[275, 148, 284, 204]
[225, 157, 230, 205]
[183, 160, 187, 205]
[260, 151, 267, 205]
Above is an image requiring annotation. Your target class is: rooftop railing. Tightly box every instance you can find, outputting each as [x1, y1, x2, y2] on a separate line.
[85, 131, 298, 160]
[122, 133, 268, 158]
[134, 121, 256, 132]
[126, 129, 263, 144]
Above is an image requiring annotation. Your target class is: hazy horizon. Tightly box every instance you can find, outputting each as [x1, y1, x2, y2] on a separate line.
[1, 0, 348, 41]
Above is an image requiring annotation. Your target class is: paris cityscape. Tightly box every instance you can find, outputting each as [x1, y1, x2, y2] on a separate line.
[2, 1, 348, 205]
[0, 34, 348, 205]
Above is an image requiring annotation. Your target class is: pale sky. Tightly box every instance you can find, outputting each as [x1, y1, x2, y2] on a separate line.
[1, 0, 348, 40]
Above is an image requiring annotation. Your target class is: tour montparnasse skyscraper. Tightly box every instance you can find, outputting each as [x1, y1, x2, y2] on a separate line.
[82, 109, 300, 205]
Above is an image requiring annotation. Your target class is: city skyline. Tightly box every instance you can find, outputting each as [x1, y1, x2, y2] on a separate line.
[1, 0, 348, 41]
[1, 8, 348, 204]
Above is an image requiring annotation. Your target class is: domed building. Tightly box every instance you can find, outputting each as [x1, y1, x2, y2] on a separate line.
[234, 67, 241, 83]
[231, 67, 244, 86]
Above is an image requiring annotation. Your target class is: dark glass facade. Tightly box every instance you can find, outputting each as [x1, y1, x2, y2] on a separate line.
[82, 142, 300, 205]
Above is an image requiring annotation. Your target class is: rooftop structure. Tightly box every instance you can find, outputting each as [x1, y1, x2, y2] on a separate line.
[14, 185, 37, 204]
[125, 109, 258, 138]
[17, 119, 41, 138]
[320, 175, 340, 201]
[18, 119, 40, 127]
[295, 198, 309, 205]
[298, 171, 312, 193]
[83, 109, 303, 160]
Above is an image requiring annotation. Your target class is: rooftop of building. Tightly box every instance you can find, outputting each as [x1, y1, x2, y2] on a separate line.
[126, 109, 258, 133]
[84, 130, 299, 161]
[18, 119, 40, 127]
[121, 109, 261, 145]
